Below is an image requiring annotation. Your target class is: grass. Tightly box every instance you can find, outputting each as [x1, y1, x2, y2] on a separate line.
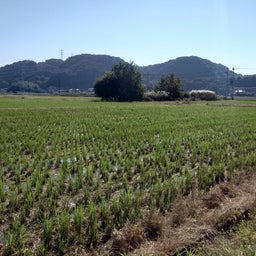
[0, 95, 255, 255]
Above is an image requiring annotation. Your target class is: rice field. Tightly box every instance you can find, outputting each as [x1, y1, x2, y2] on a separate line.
[0, 95, 255, 255]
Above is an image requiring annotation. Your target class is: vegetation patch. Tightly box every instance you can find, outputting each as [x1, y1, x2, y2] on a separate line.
[0, 96, 255, 255]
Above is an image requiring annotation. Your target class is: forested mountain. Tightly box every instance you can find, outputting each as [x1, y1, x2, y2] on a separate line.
[0, 54, 255, 95]
[140, 56, 233, 93]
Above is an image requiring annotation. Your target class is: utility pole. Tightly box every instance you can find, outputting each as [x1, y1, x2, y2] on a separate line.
[225, 68, 229, 98]
[60, 49, 64, 60]
[58, 78, 61, 95]
[231, 67, 235, 100]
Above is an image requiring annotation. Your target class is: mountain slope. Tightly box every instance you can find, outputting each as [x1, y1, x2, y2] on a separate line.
[141, 56, 228, 79]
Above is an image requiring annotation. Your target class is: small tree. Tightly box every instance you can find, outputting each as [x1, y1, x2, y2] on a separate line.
[155, 73, 184, 100]
[94, 62, 144, 101]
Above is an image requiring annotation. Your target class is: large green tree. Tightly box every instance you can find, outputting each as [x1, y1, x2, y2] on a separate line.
[155, 73, 184, 100]
[94, 62, 144, 101]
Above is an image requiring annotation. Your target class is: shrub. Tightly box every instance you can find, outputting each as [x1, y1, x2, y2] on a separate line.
[143, 91, 169, 101]
[94, 61, 144, 101]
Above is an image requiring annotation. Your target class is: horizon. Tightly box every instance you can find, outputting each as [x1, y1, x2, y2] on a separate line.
[1, 0, 256, 75]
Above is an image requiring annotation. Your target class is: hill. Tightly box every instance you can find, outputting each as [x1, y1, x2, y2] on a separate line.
[141, 56, 256, 96]
[0, 54, 124, 92]
[0, 54, 255, 95]
[141, 56, 231, 93]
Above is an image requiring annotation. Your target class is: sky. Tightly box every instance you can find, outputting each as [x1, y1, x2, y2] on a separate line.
[0, 0, 256, 75]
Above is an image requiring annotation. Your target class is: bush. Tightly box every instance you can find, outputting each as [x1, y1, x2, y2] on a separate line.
[143, 91, 169, 101]
[190, 90, 218, 101]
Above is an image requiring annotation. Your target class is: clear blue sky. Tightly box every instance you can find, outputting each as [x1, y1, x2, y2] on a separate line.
[1, 0, 256, 74]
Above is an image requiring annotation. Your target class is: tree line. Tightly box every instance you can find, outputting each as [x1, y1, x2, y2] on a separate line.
[94, 61, 184, 101]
